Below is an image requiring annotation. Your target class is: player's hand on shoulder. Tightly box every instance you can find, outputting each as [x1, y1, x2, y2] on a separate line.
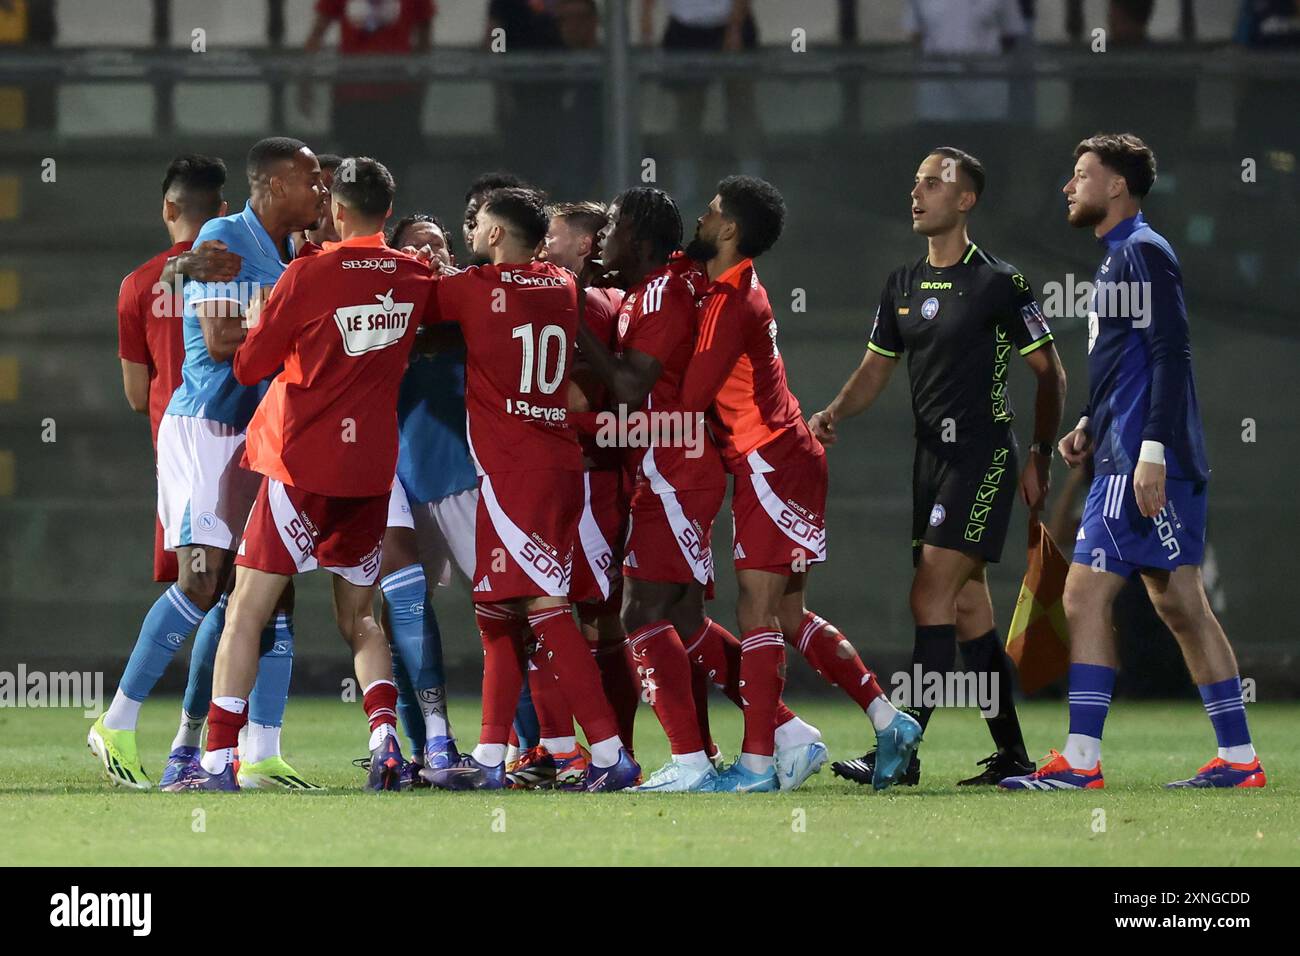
[1058, 427, 1093, 467]
[808, 410, 837, 446]
[1133, 459, 1167, 518]
[183, 240, 241, 284]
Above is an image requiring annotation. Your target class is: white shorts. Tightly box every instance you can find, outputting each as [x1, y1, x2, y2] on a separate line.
[387, 477, 415, 530]
[156, 413, 260, 552]
[412, 485, 478, 587]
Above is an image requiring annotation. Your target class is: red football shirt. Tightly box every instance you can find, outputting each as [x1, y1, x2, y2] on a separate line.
[426, 260, 583, 475]
[575, 284, 625, 472]
[117, 240, 192, 447]
[234, 233, 437, 498]
[616, 264, 723, 490]
[316, 0, 434, 101]
[680, 257, 813, 473]
[316, 0, 434, 53]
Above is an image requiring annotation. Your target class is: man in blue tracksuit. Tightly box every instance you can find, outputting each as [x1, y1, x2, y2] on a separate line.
[1002, 133, 1265, 791]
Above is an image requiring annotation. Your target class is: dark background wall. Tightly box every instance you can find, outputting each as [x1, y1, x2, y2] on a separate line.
[1, 1, 1297, 700]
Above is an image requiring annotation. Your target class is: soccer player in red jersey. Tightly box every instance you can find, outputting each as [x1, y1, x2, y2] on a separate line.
[502, 200, 641, 790]
[118, 155, 228, 584]
[573, 188, 731, 792]
[680, 176, 922, 792]
[422, 187, 639, 792]
[166, 158, 436, 792]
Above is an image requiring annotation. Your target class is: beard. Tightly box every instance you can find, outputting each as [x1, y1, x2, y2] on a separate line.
[684, 235, 719, 263]
[1067, 198, 1107, 229]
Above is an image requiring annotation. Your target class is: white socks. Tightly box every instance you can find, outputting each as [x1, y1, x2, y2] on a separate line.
[739, 752, 774, 774]
[540, 736, 577, 755]
[673, 750, 712, 770]
[589, 736, 623, 768]
[243, 722, 281, 765]
[1064, 733, 1101, 769]
[103, 689, 142, 732]
[368, 723, 395, 751]
[420, 687, 450, 740]
[201, 748, 233, 774]
[171, 710, 205, 750]
[866, 696, 899, 732]
[1221, 744, 1256, 763]
[774, 715, 820, 749]
[473, 743, 507, 767]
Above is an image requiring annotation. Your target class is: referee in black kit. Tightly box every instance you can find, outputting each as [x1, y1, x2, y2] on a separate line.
[809, 148, 1067, 786]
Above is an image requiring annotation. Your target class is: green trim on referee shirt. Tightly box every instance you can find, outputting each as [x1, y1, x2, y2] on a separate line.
[1018, 334, 1054, 356]
[867, 341, 899, 359]
[962, 243, 979, 264]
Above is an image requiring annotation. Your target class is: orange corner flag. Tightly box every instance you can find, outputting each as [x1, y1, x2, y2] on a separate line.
[1006, 518, 1071, 694]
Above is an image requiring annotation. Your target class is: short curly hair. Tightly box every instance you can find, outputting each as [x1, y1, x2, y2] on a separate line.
[717, 175, 785, 259]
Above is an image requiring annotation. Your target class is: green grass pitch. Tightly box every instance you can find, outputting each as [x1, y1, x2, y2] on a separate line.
[2, 698, 1295, 866]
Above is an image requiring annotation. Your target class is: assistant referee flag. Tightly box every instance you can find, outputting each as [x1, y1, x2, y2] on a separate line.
[1006, 518, 1071, 694]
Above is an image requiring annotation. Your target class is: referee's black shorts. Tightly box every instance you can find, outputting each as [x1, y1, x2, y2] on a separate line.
[911, 433, 1020, 566]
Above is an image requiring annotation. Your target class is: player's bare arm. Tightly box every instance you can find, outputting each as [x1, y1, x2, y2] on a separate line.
[567, 348, 604, 412]
[1019, 342, 1067, 511]
[120, 359, 149, 414]
[809, 348, 897, 446]
[197, 298, 248, 363]
[575, 319, 661, 410]
[162, 240, 242, 287]
[566, 379, 592, 414]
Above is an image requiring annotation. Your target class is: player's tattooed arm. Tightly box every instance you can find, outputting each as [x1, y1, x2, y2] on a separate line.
[162, 241, 242, 287]
[1019, 342, 1067, 512]
[808, 349, 897, 446]
[575, 320, 660, 411]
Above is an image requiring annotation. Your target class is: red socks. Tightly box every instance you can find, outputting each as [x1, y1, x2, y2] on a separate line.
[527, 654, 575, 741]
[206, 699, 248, 753]
[738, 628, 786, 756]
[629, 621, 703, 756]
[592, 637, 639, 753]
[476, 604, 528, 745]
[527, 604, 620, 746]
[685, 617, 796, 728]
[363, 679, 399, 732]
[791, 611, 886, 712]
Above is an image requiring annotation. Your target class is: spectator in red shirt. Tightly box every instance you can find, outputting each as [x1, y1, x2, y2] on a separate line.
[300, 0, 435, 164]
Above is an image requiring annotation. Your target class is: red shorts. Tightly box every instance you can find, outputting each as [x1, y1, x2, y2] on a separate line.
[570, 468, 630, 610]
[731, 431, 828, 575]
[474, 470, 582, 602]
[153, 516, 178, 583]
[622, 468, 724, 592]
[236, 477, 386, 586]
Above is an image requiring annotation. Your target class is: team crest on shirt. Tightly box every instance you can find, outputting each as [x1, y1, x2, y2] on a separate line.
[333, 289, 414, 356]
[921, 296, 940, 320]
[618, 297, 635, 340]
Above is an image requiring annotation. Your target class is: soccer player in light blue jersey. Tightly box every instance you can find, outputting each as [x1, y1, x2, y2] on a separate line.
[89, 138, 328, 791]
[1002, 133, 1265, 791]
[373, 212, 476, 785]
